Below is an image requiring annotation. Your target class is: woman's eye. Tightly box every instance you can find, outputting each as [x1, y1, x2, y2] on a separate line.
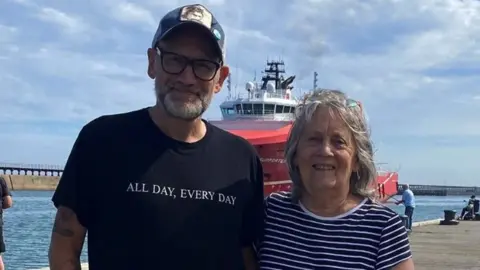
[334, 139, 346, 147]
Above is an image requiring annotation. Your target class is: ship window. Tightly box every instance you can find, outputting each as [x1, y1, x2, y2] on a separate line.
[283, 106, 291, 113]
[235, 104, 242, 114]
[264, 104, 275, 114]
[243, 103, 253, 115]
[291, 107, 295, 113]
[253, 104, 263, 115]
[225, 108, 235, 115]
[275, 105, 284, 113]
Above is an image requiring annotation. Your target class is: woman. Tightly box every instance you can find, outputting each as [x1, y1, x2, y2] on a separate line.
[258, 89, 414, 270]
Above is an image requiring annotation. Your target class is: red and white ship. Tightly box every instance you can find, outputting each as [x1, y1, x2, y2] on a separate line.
[211, 60, 398, 202]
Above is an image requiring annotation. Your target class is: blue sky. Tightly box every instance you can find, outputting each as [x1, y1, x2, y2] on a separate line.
[0, 0, 479, 185]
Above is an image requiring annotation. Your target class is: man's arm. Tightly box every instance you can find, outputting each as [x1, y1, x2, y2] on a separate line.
[241, 153, 264, 270]
[49, 206, 86, 270]
[49, 122, 96, 270]
[0, 176, 12, 209]
[2, 195, 12, 209]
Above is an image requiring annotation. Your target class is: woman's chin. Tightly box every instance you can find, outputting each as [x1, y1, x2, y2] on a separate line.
[309, 177, 338, 190]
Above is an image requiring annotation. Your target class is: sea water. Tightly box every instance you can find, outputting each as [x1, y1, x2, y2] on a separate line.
[4, 191, 471, 270]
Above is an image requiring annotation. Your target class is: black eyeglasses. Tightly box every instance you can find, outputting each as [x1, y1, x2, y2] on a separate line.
[156, 47, 221, 81]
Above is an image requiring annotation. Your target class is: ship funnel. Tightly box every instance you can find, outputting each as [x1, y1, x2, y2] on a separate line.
[266, 81, 276, 92]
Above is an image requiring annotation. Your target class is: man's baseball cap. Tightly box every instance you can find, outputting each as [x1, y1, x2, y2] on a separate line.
[151, 4, 226, 63]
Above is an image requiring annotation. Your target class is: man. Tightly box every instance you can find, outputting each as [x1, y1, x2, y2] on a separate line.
[0, 176, 13, 270]
[396, 184, 415, 231]
[48, 4, 264, 270]
[461, 195, 476, 219]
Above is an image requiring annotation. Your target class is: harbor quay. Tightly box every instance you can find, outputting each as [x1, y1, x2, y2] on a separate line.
[409, 221, 480, 270]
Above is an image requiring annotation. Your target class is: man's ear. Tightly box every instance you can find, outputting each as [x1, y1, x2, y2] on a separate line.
[214, 65, 230, 93]
[147, 48, 157, 79]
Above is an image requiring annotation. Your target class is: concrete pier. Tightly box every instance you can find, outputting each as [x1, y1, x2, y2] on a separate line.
[409, 221, 480, 269]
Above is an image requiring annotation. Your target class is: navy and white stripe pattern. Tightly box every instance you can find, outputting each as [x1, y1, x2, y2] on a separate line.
[258, 192, 412, 270]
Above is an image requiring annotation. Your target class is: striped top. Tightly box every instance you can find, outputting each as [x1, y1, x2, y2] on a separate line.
[258, 192, 412, 270]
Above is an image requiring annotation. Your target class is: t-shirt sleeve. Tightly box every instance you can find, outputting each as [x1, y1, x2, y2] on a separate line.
[240, 153, 265, 248]
[376, 215, 412, 270]
[0, 176, 11, 197]
[51, 123, 95, 228]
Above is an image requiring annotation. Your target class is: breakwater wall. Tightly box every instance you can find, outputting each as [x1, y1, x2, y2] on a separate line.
[0, 175, 59, 191]
[397, 184, 480, 196]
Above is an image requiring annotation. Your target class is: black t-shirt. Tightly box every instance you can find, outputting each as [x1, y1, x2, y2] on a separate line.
[52, 108, 264, 270]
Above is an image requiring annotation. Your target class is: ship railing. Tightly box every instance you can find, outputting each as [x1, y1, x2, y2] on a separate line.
[231, 92, 299, 100]
[207, 115, 294, 122]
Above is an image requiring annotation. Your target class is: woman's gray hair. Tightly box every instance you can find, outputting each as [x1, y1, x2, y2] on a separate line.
[285, 89, 377, 201]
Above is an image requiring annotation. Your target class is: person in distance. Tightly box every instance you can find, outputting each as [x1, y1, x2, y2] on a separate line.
[48, 4, 263, 270]
[257, 89, 414, 270]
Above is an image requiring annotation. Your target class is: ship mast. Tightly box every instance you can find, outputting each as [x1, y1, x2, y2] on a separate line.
[226, 73, 232, 100]
[259, 60, 297, 91]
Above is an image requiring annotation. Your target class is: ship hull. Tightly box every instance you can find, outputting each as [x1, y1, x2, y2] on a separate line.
[211, 120, 398, 202]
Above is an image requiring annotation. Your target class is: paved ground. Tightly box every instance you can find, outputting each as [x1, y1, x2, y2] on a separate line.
[410, 221, 480, 270]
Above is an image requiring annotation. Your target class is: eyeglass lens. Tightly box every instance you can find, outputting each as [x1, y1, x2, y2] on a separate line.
[158, 49, 219, 81]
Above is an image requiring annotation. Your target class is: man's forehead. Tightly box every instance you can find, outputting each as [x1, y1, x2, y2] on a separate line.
[158, 26, 219, 58]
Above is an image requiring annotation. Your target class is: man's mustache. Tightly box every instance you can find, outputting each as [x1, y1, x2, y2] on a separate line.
[167, 84, 202, 97]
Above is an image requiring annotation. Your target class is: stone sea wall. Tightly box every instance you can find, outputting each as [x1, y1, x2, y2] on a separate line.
[0, 175, 59, 191]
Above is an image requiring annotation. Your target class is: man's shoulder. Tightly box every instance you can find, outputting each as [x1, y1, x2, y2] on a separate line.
[207, 122, 258, 157]
[84, 108, 148, 133]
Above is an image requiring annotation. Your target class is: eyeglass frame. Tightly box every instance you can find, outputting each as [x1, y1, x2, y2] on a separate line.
[155, 47, 222, 81]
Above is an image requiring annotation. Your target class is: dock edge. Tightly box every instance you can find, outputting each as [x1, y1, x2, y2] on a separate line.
[412, 218, 442, 227]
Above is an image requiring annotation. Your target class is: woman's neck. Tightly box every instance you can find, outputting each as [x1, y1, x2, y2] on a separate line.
[300, 192, 364, 218]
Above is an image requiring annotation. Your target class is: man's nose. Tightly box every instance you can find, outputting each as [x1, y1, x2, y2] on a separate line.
[177, 64, 198, 84]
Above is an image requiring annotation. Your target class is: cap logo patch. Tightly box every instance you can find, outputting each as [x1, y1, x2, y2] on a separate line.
[179, 5, 212, 29]
[213, 29, 221, 40]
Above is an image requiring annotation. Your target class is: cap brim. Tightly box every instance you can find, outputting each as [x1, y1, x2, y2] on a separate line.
[157, 22, 223, 62]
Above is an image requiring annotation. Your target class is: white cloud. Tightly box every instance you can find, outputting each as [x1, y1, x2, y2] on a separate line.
[108, 2, 156, 29]
[36, 7, 89, 34]
[0, 0, 479, 185]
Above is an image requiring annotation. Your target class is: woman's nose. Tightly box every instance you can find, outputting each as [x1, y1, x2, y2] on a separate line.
[315, 140, 334, 156]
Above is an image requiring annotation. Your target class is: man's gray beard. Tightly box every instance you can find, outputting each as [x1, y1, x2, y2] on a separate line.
[156, 86, 212, 121]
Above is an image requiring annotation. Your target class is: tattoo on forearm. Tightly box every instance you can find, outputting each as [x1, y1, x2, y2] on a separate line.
[52, 208, 75, 237]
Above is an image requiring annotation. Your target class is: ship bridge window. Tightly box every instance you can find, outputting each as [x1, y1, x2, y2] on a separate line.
[279, 106, 295, 113]
[275, 105, 284, 113]
[264, 104, 275, 114]
[235, 104, 242, 114]
[242, 103, 253, 114]
[253, 104, 263, 115]
[283, 106, 291, 113]
[222, 108, 235, 115]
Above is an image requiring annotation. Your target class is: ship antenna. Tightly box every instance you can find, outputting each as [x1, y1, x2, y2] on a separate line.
[227, 73, 232, 100]
[313, 71, 318, 90]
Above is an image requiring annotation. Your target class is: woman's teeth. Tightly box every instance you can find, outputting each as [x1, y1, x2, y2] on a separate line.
[312, 164, 335, 170]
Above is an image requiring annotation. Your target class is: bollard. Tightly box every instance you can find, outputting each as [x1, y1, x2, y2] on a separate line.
[444, 210, 456, 221]
[440, 210, 459, 225]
